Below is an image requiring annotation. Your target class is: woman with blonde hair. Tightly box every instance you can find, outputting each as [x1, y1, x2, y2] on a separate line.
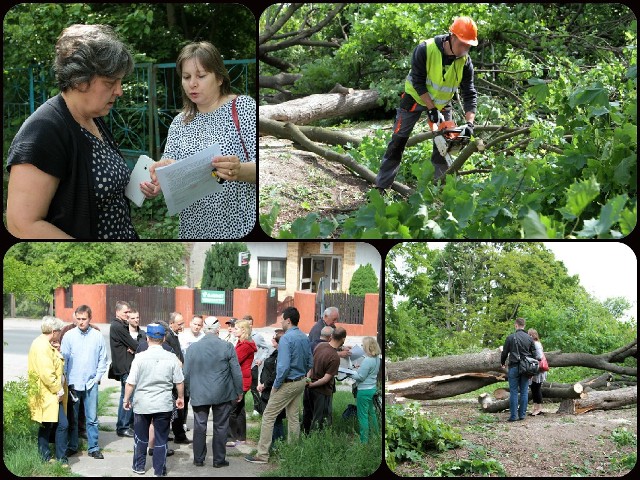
[351, 336, 381, 443]
[28, 316, 69, 466]
[527, 328, 547, 416]
[227, 320, 256, 447]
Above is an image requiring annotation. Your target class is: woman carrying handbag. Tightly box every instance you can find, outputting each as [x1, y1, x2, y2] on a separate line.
[528, 329, 549, 416]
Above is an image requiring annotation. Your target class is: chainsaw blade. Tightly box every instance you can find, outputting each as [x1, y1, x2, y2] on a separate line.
[433, 135, 449, 157]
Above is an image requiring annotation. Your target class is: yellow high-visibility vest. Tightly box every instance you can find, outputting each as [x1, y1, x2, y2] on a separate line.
[404, 38, 466, 109]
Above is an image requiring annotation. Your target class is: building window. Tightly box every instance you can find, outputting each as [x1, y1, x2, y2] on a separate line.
[258, 258, 286, 287]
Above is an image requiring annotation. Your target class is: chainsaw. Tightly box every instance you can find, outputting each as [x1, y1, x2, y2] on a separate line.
[428, 119, 470, 167]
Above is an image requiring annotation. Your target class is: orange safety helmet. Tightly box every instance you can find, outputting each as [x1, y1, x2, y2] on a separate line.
[449, 16, 478, 46]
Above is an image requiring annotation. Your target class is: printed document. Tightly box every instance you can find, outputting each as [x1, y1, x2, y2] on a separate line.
[155, 143, 224, 215]
[125, 154, 155, 207]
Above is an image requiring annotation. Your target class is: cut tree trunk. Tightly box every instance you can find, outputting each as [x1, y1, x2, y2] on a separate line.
[478, 382, 585, 413]
[259, 88, 380, 125]
[557, 386, 637, 414]
[386, 340, 636, 400]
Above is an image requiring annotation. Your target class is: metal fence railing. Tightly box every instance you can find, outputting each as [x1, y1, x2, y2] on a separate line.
[315, 292, 365, 325]
[3, 59, 256, 165]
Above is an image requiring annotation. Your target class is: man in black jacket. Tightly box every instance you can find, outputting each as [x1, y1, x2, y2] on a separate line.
[500, 317, 537, 421]
[165, 312, 191, 444]
[110, 301, 138, 437]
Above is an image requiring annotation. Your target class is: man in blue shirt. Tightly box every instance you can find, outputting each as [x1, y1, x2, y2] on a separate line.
[245, 307, 312, 464]
[60, 305, 108, 459]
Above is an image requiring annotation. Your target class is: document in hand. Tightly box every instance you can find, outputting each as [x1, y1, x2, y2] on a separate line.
[154, 143, 224, 215]
[125, 154, 155, 207]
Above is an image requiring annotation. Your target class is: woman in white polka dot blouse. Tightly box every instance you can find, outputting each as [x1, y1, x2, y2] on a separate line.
[147, 41, 256, 239]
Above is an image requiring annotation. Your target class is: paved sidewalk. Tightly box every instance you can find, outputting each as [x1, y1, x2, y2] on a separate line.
[67, 390, 268, 477]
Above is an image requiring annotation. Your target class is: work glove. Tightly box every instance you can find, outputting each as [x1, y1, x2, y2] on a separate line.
[461, 121, 474, 138]
[428, 107, 443, 125]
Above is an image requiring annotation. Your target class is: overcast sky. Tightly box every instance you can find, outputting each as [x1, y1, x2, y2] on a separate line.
[427, 242, 637, 320]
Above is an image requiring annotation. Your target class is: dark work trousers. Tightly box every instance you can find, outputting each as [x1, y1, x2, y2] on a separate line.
[193, 402, 233, 465]
[250, 365, 263, 413]
[132, 411, 171, 476]
[228, 391, 247, 441]
[171, 388, 188, 441]
[375, 96, 452, 188]
[303, 387, 332, 434]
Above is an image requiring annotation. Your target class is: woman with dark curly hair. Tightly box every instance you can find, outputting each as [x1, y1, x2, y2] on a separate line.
[6, 24, 154, 238]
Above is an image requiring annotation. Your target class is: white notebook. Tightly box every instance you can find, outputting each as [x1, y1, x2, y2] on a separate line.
[125, 155, 156, 207]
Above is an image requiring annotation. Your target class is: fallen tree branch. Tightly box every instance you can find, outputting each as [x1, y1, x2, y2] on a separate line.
[282, 122, 413, 196]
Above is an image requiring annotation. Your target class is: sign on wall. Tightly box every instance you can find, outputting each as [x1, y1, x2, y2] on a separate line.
[320, 242, 333, 254]
[201, 290, 226, 305]
[238, 251, 250, 266]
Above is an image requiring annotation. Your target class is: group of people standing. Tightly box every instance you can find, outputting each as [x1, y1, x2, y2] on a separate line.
[27, 303, 381, 475]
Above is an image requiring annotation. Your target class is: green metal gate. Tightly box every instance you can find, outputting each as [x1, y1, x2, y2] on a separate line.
[3, 59, 255, 166]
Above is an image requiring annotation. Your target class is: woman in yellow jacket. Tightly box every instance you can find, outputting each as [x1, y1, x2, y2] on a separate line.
[27, 316, 70, 467]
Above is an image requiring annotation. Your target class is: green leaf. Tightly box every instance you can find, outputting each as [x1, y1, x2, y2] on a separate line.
[563, 176, 601, 217]
[568, 83, 609, 108]
[521, 209, 550, 238]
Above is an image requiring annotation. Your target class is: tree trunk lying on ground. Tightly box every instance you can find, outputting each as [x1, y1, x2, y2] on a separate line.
[386, 340, 636, 400]
[478, 382, 586, 413]
[557, 386, 637, 414]
[259, 87, 380, 125]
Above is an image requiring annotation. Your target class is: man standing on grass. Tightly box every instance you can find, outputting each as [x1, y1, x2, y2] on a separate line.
[245, 307, 313, 464]
[303, 327, 345, 434]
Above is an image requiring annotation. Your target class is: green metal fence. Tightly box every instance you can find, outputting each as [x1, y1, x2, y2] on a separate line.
[3, 59, 256, 165]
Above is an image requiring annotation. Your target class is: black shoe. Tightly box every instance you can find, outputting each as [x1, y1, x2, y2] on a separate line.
[65, 449, 78, 457]
[88, 451, 104, 459]
[213, 460, 230, 468]
[193, 461, 204, 467]
[173, 437, 192, 444]
[148, 449, 174, 456]
[117, 428, 135, 438]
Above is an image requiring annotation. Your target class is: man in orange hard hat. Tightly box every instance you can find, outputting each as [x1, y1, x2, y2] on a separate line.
[375, 16, 479, 187]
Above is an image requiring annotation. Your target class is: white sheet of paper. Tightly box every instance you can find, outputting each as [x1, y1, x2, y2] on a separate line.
[125, 154, 155, 207]
[154, 143, 224, 216]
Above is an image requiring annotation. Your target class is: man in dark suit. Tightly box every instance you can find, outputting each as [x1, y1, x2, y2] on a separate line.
[165, 312, 190, 444]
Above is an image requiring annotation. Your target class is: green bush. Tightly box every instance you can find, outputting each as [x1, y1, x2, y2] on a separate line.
[3, 378, 38, 452]
[349, 263, 380, 295]
[385, 402, 464, 471]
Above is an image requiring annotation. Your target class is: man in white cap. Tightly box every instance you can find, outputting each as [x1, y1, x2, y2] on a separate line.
[184, 316, 243, 469]
[124, 323, 184, 477]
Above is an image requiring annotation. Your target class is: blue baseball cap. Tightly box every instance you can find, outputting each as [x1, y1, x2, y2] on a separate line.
[146, 323, 166, 339]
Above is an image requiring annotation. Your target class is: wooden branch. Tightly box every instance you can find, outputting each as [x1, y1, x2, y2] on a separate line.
[282, 122, 413, 197]
[259, 117, 362, 147]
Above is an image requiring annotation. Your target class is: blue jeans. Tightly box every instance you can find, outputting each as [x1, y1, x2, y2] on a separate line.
[69, 383, 100, 453]
[508, 366, 530, 419]
[116, 374, 134, 433]
[37, 402, 69, 461]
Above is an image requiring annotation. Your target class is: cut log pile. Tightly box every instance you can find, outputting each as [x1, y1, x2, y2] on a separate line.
[386, 340, 637, 415]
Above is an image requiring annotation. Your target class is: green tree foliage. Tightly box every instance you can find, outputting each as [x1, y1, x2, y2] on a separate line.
[259, 3, 636, 239]
[3, 242, 186, 302]
[386, 242, 637, 360]
[348, 263, 379, 295]
[3, 3, 256, 67]
[201, 243, 251, 291]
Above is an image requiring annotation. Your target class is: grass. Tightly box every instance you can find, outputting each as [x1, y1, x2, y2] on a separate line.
[246, 389, 381, 476]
